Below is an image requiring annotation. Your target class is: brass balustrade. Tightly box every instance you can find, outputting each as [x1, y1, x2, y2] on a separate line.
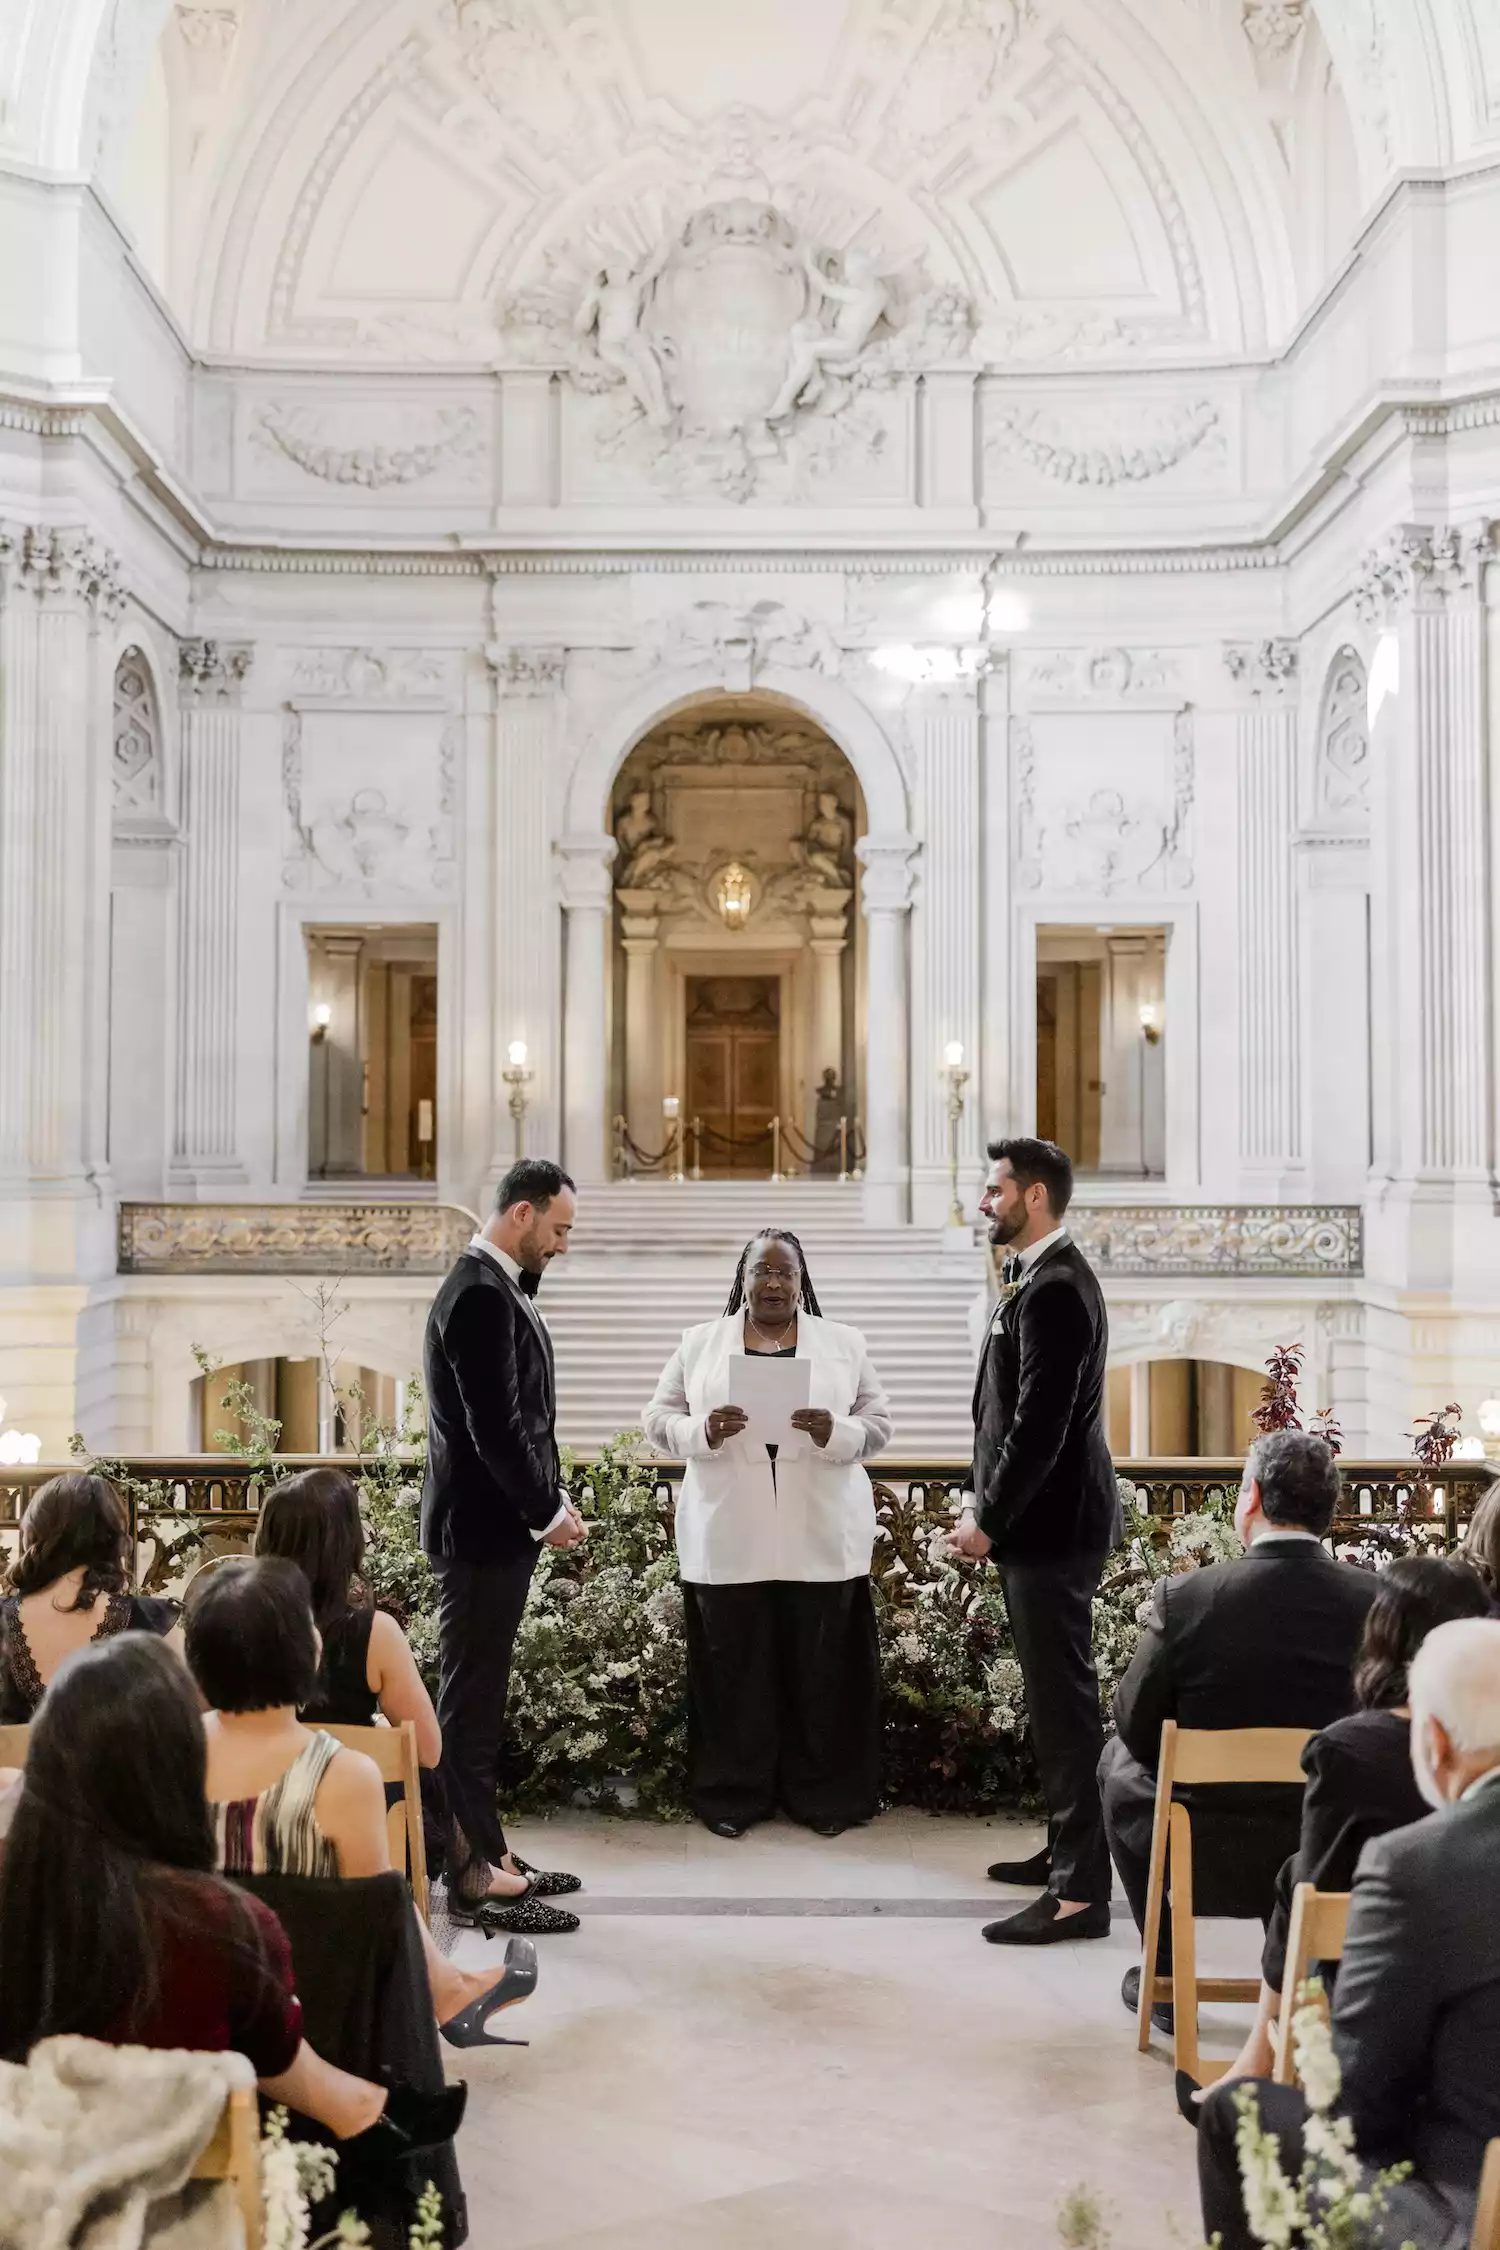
[1, 1459, 1492, 1588]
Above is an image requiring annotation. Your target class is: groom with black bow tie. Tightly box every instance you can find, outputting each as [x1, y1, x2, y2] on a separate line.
[947, 1136, 1123, 1944]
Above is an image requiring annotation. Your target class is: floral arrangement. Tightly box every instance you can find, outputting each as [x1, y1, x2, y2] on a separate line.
[261, 2107, 445, 2250]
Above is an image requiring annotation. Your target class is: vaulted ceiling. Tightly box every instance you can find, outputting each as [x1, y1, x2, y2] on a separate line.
[5, 0, 1499, 364]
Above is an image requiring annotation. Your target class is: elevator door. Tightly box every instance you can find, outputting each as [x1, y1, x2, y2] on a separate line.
[685, 976, 781, 1177]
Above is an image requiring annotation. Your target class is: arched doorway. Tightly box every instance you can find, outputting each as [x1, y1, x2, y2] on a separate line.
[608, 696, 867, 1179]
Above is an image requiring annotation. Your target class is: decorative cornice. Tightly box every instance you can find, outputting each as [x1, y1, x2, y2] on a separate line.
[179, 639, 254, 701]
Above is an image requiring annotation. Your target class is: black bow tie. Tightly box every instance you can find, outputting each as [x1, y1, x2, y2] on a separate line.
[519, 1267, 541, 1299]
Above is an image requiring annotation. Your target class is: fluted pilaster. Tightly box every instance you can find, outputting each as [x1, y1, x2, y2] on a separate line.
[170, 640, 252, 1190]
[908, 688, 982, 1220]
[487, 646, 565, 1181]
[1225, 642, 1302, 1178]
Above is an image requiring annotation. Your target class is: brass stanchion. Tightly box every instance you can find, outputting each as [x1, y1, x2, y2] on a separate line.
[770, 1115, 783, 1182]
[837, 1114, 849, 1182]
[690, 1116, 703, 1181]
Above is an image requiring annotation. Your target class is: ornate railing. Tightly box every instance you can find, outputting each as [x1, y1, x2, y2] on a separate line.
[118, 1202, 477, 1276]
[1, 1458, 1490, 1585]
[1066, 1204, 1362, 1278]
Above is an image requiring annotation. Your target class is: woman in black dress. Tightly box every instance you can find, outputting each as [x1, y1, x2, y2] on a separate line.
[1183, 1554, 1490, 2115]
[0, 1473, 177, 1722]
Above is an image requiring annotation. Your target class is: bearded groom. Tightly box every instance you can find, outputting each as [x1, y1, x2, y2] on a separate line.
[948, 1136, 1123, 1944]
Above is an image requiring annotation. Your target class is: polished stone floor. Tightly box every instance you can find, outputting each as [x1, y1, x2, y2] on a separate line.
[439, 1810, 1263, 2250]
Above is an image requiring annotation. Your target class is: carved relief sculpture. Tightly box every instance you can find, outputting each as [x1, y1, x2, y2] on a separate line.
[614, 790, 679, 891]
[1315, 646, 1371, 825]
[801, 792, 854, 886]
[112, 648, 163, 819]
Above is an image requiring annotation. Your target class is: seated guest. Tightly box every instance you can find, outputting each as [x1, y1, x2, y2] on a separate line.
[1185, 1555, 1490, 2111]
[255, 1468, 440, 1759]
[1460, 1482, 1500, 1604]
[1102, 1430, 1377, 2025]
[0, 1473, 178, 1719]
[1199, 1617, 1500, 2249]
[0, 1632, 462, 2169]
[187, 1557, 529, 2047]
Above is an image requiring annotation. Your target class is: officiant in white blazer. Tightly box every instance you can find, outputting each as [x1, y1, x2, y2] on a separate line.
[643, 1228, 893, 1840]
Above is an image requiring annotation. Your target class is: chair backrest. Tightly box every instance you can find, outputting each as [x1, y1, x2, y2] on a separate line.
[0, 1722, 29, 1768]
[1162, 1721, 1314, 1787]
[190, 2083, 262, 2250]
[1472, 2139, 1500, 2250]
[1273, 1883, 1352, 2084]
[321, 1719, 429, 1924]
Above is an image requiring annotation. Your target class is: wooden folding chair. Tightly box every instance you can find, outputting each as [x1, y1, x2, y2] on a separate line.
[0, 1722, 29, 1768]
[1136, 1720, 1313, 2085]
[1271, 1883, 1351, 2084]
[1471, 2140, 1500, 2250]
[323, 1719, 430, 1925]
[190, 2082, 262, 2249]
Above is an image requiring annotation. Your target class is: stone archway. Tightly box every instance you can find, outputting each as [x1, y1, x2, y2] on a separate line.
[559, 669, 915, 1215]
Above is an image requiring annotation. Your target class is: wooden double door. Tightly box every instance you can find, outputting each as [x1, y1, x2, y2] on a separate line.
[684, 976, 781, 1176]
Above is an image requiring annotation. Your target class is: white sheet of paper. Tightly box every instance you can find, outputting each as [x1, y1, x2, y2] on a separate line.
[727, 1352, 812, 1448]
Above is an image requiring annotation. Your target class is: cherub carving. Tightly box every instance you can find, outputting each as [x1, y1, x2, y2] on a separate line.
[767, 245, 891, 424]
[802, 791, 852, 886]
[614, 789, 678, 889]
[574, 238, 675, 430]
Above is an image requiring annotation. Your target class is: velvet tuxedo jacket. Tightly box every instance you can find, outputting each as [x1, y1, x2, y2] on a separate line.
[420, 1249, 560, 1567]
[969, 1237, 1121, 1564]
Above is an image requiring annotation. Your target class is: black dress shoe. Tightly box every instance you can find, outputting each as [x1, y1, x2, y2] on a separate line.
[1121, 1964, 1175, 2033]
[1175, 2069, 1204, 2128]
[809, 1821, 848, 1838]
[706, 1818, 747, 1839]
[982, 1895, 1110, 1945]
[449, 1890, 580, 1936]
[986, 1847, 1053, 1886]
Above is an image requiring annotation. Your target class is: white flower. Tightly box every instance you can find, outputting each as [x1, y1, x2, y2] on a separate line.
[1233, 2085, 1302, 2249]
[1291, 1989, 1342, 2116]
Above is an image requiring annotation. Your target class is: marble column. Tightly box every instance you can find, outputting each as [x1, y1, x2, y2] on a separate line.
[808, 909, 848, 1091]
[908, 686, 983, 1225]
[1225, 641, 1303, 1188]
[0, 525, 121, 1273]
[856, 834, 918, 1226]
[486, 646, 565, 1190]
[1359, 524, 1494, 1291]
[557, 831, 617, 1185]
[617, 893, 662, 1158]
[170, 640, 252, 1193]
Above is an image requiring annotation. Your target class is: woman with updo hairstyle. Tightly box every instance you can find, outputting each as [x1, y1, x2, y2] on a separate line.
[254, 1467, 440, 1765]
[0, 1472, 178, 1722]
[644, 1227, 892, 1839]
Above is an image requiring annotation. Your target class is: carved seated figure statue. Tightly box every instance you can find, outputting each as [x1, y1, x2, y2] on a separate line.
[574, 239, 674, 430]
[615, 789, 678, 891]
[767, 247, 890, 424]
[802, 791, 852, 887]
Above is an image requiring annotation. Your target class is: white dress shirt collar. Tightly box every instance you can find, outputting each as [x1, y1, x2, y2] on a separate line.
[1460, 1762, 1500, 1805]
[468, 1231, 523, 1288]
[1251, 1527, 1324, 1547]
[1018, 1224, 1068, 1274]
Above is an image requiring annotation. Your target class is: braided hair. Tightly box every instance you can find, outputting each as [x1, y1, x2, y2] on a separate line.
[723, 1229, 823, 1319]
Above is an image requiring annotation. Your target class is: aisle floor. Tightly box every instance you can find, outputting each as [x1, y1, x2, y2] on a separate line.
[438, 1811, 1259, 2250]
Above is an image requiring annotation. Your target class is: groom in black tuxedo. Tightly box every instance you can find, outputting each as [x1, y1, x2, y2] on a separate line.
[422, 1156, 589, 1934]
[948, 1136, 1122, 1944]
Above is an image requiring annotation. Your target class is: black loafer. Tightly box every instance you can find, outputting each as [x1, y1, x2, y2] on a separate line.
[449, 1891, 580, 1937]
[706, 1818, 747, 1839]
[982, 1895, 1110, 1945]
[986, 1847, 1053, 1886]
[1121, 1964, 1175, 2033]
[506, 1853, 582, 1898]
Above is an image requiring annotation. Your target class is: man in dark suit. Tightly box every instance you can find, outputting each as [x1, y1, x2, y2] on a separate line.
[1103, 1428, 1376, 2021]
[1198, 1618, 1500, 2250]
[422, 1156, 588, 1934]
[947, 1136, 1123, 1944]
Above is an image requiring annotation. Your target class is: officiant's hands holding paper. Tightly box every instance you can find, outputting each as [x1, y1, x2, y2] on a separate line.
[789, 1407, 834, 1449]
[705, 1405, 749, 1449]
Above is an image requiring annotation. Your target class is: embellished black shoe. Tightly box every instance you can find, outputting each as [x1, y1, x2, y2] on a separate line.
[449, 1889, 580, 1937]
[506, 1853, 582, 1898]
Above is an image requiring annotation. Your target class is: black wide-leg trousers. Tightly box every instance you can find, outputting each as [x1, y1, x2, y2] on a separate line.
[997, 1554, 1113, 1905]
[431, 1548, 536, 1899]
[683, 1577, 881, 1830]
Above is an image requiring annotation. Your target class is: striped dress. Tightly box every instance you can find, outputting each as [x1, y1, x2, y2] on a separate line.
[212, 1729, 342, 1879]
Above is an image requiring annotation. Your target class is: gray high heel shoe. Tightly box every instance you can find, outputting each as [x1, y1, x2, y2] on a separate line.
[440, 1936, 538, 2049]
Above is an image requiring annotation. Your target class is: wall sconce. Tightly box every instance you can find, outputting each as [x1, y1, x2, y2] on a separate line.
[502, 1039, 533, 1161]
[310, 1002, 332, 1043]
[1139, 1001, 1163, 1045]
[943, 1041, 969, 1227]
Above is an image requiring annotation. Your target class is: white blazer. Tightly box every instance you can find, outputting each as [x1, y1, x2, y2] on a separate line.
[642, 1311, 893, 1586]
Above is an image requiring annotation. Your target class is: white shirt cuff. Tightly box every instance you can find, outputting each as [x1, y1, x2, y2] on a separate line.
[531, 1497, 570, 1541]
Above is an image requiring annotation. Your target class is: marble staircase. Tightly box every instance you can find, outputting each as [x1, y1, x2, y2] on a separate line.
[545, 1181, 988, 1457]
